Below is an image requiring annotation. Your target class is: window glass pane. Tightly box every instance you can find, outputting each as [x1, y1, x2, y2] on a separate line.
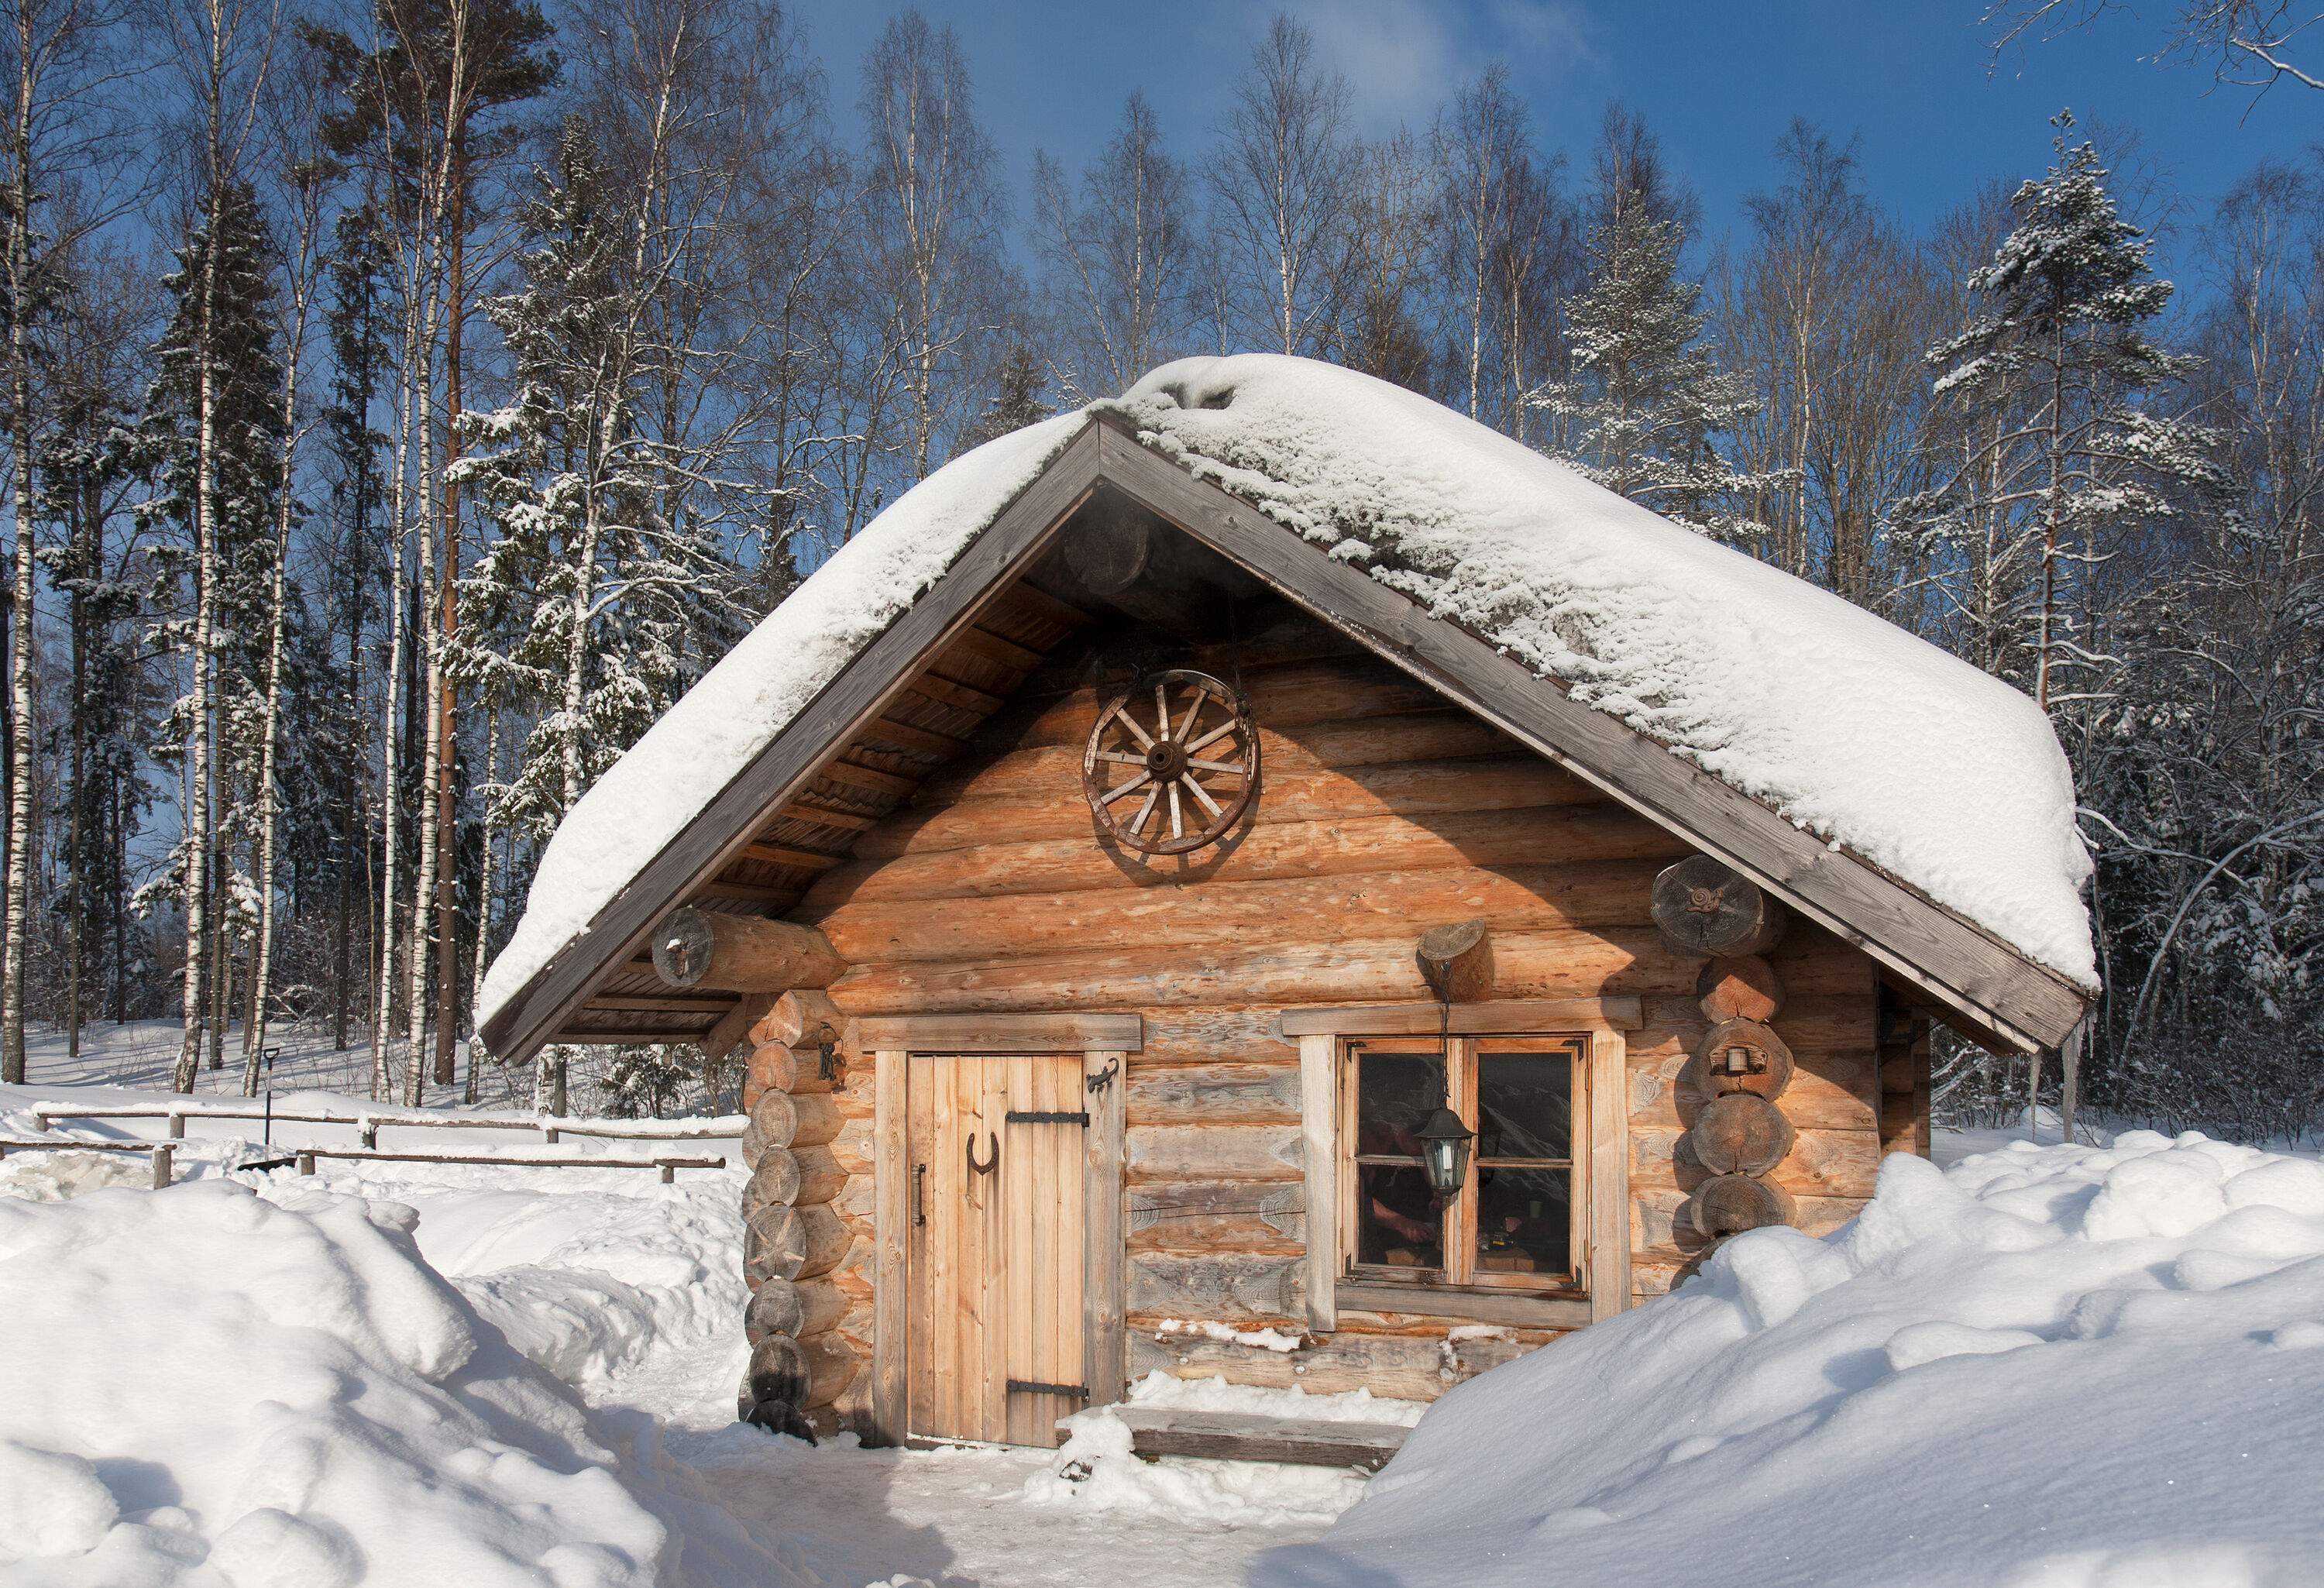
[1477, 1049, 1573, 1161]
[1475, 1165, 1572, 1277]
[1356, 1163, 1444, 1269]
[1354, 1049, 1446, 1158]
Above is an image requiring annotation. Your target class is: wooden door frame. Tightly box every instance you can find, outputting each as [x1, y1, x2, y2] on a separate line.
[866, 1012, 1140, 1447]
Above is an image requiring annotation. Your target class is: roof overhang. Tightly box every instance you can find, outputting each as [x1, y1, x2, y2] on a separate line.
[481, 414, 2092, 1067]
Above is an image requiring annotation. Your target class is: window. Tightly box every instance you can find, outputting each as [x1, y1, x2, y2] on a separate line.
[1341, 1035, 1587, 1293]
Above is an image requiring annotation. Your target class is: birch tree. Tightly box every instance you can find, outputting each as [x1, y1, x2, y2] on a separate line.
[0, 0, 138, 1084]
[1209, 14, 1351, 359]
[1033, 92, 1195, 401]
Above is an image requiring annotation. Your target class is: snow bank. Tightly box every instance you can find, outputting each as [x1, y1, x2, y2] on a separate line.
[479, 413, 1088, 1030]
[1257, 1132, 2324, 1588]
[1104, 356, 2093, 981]
[0, 1179, 794, 1586]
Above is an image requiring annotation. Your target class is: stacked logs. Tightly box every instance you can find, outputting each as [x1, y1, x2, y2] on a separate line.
[1652, 857, 1796, 1241]
[734, 989, 860, 1436]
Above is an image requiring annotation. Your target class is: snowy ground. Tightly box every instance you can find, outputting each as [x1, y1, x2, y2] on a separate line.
[6, 1028, 2316, 1585]
[0, 1029, 1342, 1586]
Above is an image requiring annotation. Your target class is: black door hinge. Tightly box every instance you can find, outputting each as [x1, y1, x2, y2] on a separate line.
[1006, 1379, 1090, 1400]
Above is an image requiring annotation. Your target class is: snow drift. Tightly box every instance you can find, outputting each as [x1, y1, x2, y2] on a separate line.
[484, 355, 2093, 1040]
[1257, 1132, 2324, 1588]
[0, 1178, 790, 1586]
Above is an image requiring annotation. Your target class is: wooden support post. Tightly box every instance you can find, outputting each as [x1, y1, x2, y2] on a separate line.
[652, 907, 844, 994]
[168, 1114, 185, 1141]
[871, 1050, 908, 1446]
[1083, 1048, 1127, 1408]
[297, 1151, 315, 1176]
[659, 1162, 675, 1184]
[1297, 1033, 1339, 1332]
[152, 1144, 174, 1189]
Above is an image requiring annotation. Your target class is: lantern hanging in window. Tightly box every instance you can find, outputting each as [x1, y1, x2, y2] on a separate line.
[1415, 1106, 1474, 1199]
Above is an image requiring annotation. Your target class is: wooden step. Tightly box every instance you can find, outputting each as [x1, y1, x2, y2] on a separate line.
[1109, 1407, 1409, 1472]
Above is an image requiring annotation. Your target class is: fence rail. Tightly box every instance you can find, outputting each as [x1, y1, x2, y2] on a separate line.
[23, 1101, 741, 1150]
[0, 1136, 175, 1188]
[0, 1133, 727, 1187]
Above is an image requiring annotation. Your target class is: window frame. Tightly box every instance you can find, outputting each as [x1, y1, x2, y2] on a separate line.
[1338, 1033, 1590, 1298]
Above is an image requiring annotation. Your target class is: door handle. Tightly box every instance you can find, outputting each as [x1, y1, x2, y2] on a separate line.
[966, 1131, 999, 1177]
[913, 1163, 926, 1226]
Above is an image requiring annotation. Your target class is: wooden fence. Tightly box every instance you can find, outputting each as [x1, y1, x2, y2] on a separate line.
[0, 1102, 741, 1188]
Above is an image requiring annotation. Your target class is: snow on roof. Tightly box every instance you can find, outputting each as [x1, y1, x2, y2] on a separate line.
[481, 355, 2092, 1039]
[1104, 356, 2094, 982]
[478, 411, 1089, 1031]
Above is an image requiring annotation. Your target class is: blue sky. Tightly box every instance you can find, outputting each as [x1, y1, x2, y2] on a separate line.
[787, 0, 2315, 295]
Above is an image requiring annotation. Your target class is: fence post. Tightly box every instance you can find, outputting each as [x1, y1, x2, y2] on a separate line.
[360, 1122, 377, 1149]
[153, 1145, 174, 1190]
[659, 1161, 675, 1184]
[297, 1152, 316, 1176]
[169, 1113, 186, 1140]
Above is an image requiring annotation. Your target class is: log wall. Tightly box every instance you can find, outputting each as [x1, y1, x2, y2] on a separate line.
[744, 614, 1914, 1424]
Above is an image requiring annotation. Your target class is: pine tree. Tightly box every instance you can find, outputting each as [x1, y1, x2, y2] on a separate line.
[452, 117, 744, 1098]
[125, 180, 286, 1089]
[1915, 112, 2224, 711]
[1532, 204, 1776, 544]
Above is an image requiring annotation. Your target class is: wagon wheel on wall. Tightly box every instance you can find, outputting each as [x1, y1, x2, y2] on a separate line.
[1081, 669, 1260, 856]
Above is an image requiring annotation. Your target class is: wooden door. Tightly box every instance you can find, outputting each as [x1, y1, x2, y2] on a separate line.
[905, 1054, 1087, 1446]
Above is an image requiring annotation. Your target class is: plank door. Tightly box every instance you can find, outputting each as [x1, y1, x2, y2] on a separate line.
[905, 1054, 1087, 1446]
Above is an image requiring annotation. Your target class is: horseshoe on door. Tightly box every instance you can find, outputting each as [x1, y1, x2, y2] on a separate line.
[965, 1130, 999, 1177]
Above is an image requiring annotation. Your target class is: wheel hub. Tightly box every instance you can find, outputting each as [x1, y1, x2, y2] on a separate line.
[1144, 740, 1189, 780]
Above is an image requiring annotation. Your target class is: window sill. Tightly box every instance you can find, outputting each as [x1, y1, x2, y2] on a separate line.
[1336, 1280, 1593, 1330]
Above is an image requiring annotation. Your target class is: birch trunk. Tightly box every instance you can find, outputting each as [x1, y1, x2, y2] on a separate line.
[1, 1, 36, 1087]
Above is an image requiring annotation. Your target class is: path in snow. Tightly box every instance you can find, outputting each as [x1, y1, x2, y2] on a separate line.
[593, 1312, 1334, 1588]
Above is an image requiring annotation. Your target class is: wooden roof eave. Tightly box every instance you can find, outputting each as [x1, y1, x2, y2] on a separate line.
[477, 419, 1109, 1070]
[1084, 416, 2092, 1054]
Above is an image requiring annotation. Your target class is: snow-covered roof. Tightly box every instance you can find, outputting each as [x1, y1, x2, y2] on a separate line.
[477, 411, 1089, 1029]
[480, 356, 2094, 1045]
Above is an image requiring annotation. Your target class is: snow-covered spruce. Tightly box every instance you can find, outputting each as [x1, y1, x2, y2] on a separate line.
[485, 354, 2093, 1034]
[1256, 1131, 2324, 1588]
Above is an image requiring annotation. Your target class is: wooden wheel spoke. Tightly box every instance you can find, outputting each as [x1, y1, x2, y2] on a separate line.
[1113, 709, 1153, 751]
[1181, 775, 1222, 819]
[1095, 750, 1145, 766]
[1175, 689, 1205, 743]
[1185, 755, 1246, 775]
[1167, 780, 1184, 840]
[1102, 771, 1152, 804]
[1185, 720, 1239, 754]
[1153, 682, 1171, 744]
[1129, 785, 1162, 836]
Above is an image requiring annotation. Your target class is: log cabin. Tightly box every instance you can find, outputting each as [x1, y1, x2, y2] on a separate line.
[477, 356, 2096, 1456]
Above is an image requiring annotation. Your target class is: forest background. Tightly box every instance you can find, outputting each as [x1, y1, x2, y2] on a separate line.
[0, 0, 2315, 1138]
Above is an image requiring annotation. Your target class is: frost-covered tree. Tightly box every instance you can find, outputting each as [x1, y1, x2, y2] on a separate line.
[1913, 112, 2223, 712]
[126, 179, 285, 1089]
[457, 117, 741, 833]
[1532, 164, 1775, 544]
[453, 117, 744, 1100]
